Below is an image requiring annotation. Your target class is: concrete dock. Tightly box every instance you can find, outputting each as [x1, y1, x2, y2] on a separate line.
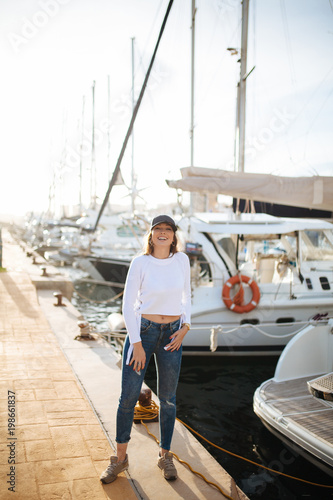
[0, 228, 248, 500]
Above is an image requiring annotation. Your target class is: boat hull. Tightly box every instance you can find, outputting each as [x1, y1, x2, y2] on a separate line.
[255, 409, 333, 478]
[87, 256, 131, 285]
[253, 323, 333, 476]
[182, 296, 333, 355]
[254, 375, 333, 477]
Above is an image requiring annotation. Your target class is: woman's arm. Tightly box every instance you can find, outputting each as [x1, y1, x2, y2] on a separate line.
[182, 253, 192, 324]
[122, 258, 146, 368]
[165, 253, 192, 352]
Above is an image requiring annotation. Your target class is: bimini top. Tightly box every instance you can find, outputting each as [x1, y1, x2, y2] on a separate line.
[166, 167, 333, 212]
[180, 212, 333, 236]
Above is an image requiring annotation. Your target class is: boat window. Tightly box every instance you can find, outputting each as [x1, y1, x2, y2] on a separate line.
[240, 319, 260, 325]
[188, 252, 212, 283]
[240, 235, 295, 283]
[216, 236, 237, 265]
[208, 231, 298, 282]
[276, 317, 295, 324]
[319, 277, 330, 290]
[240, 236, 294, 266]
[305, 278, 313, 290]
[116, 224, 145, 238]
[301, 230, 333, 261]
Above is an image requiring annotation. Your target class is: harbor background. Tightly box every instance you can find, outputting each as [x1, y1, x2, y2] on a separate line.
[1, 0, 333, 496]
[1, 0, 333, 218]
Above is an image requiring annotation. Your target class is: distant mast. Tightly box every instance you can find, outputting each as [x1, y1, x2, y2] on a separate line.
[190, 0, 196, 212]
[190, 0, 196, 167]
[90, 80, 97, 208]
[131, 36, 136, 214]
[107, 75, 111, 182]
[79, 95, 85, 213]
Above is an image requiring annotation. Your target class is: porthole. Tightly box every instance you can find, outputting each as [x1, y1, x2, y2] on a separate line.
[276, 317, 295, 324]
[305, 278, 313, 290]
[240, 319, 260, 325]
[319, 277, 330, 290]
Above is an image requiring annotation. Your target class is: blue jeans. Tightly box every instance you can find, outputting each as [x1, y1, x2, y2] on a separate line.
[116, 318, 182, 451]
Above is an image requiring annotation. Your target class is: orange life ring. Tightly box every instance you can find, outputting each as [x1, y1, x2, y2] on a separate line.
[222, 275, 260, 313]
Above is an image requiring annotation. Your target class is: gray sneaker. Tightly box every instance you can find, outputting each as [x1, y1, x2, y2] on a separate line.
[100, 455, 129, 484]
[157, 452, 177, 480]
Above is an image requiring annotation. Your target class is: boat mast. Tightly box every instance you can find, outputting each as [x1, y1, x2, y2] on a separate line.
[131, 36, 136, 214]
[190, 0, 196, 167]
[93, 0, 174, 232]
[79, 95, 85, 213]
[107, 75, 111, 182]
[90, 80, 97, 208]
[189, 0, 197, 213]
[235, 0, 249, 173]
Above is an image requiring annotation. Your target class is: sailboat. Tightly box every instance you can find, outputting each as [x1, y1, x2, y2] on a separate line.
[103, 1, 333, 356]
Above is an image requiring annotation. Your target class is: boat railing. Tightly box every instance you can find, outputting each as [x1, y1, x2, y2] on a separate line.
[104, 318, 333, 354]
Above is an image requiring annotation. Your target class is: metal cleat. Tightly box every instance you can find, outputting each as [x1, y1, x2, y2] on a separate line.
[53, 292, 66, 307]
[40, 266, 48, 276]
[75, 320, 94, 340]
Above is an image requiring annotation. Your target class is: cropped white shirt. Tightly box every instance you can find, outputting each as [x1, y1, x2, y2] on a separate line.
[122, 252, 191, 363]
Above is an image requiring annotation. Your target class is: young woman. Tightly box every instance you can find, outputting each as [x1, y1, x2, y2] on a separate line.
[100, 214, 191, 483]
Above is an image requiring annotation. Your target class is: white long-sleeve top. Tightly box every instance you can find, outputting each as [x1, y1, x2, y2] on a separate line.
[122, 252, 191, 364]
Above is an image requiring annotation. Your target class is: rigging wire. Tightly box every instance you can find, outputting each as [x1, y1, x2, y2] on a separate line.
[248, 0, 257, 133]
[270, 1, 333, 171]
[93, 0, 175, 232]
[104, 1, 165, 147]
[277, 0, 298, 168]
[301, 65, 333, 161]
[279, 0, 297, 89]
[134, 0, 166, 81]
[279, 61, 333, 164]
[196, 5, 242, 114]
[195, 0, 224, 95]
[132, 0, 167, 98]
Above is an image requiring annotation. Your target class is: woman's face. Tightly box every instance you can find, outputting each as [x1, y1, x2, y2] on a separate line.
[151, 223, 175, 249]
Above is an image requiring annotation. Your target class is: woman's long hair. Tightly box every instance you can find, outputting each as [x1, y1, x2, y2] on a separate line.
[143, 228, 179, 256]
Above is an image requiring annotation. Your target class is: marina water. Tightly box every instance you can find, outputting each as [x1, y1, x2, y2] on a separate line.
[71, 278, 333, 500]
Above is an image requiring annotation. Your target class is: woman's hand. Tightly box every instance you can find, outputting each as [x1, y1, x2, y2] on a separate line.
[165, 325, 189, 352]
[129, 342, 146, 372]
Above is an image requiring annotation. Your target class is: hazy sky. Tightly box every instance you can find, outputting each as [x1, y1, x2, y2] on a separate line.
[1, 0, 332, 217]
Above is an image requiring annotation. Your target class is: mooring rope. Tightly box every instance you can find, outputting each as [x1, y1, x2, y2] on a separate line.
[133, 402, 233, 499]
[73, 288, 124, 304]
[133, 402, 333, 492]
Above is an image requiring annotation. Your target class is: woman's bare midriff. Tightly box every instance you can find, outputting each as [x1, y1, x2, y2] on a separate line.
[141, 314, 180, 324]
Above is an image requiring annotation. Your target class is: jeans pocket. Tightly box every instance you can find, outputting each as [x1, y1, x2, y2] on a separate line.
[170, 319, 181, 335]
[140, 318, 151, 334]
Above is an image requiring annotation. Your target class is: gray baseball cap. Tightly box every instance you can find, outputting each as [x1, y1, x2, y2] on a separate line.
[151, 215, 177, 232]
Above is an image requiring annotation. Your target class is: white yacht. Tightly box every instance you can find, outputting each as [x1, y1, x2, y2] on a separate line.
[107, 211, 333, 356]
[176, 211, 333, 355]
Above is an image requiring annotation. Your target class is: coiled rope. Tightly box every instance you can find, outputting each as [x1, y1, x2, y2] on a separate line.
[133, 402, 333, 492]
[133, 402, 234, 499]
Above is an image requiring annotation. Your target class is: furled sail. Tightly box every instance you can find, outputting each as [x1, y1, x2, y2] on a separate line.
[166, 167, 333, 212]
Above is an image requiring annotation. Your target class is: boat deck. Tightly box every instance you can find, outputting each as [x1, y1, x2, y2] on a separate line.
[260, 375, 333, 447]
